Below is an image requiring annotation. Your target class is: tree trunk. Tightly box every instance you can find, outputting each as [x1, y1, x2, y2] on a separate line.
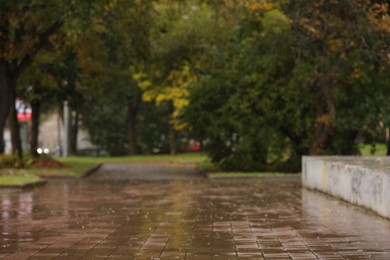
[127, 101, 137, 155]
[127, 87, 142, 156]
[310, 80, 336, 155]
[57, 108, 63, 155]
[0, 130, 4, 154]
[168, 125, 177, 155]
[70, 111, 79, 155]
[65, 106, 72, 156]
[386, 128, 390, 156]
[9, 92, 23, 160]
[168, 103, 177, 155]
[168, 124, 177, 155]
[30, 99, 41, 157]
[0, 61, 13, 154]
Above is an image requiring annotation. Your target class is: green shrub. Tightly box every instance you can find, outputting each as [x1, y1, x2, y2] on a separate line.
[0, 154, 42, 169]
[0, 155, 24, 169]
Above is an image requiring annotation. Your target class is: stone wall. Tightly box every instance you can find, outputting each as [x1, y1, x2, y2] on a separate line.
[302, 156, 390, 219]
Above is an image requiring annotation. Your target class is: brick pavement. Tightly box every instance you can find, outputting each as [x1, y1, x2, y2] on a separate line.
[0, 164, 390, 259]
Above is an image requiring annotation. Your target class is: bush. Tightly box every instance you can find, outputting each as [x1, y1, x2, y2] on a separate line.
[0, 154, 63, 169]
[0, 155, 26, 169]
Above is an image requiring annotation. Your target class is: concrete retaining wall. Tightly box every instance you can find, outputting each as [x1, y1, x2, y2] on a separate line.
[302, 156, 390, 219]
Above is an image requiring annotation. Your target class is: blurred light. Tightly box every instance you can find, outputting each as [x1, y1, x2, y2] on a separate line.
[43, 148, 50, 154]
[37, 148, 43, 154]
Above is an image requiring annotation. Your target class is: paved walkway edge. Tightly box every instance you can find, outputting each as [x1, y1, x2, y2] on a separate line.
[302, 156, 390, 219]
[39, 174, 77, 179]
[81, 163, 103, 178]
[0, 179, 48, 189]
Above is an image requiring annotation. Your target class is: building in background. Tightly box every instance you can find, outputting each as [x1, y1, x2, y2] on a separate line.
[4, 99, 96, 156]
[16, 99, 32, 153]
[4, 100, 32, 154]
[39, 111, 97, 156]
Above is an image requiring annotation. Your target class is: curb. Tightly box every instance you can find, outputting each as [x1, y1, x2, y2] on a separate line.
[39, 174, 77, 179]
[0, 180, 48, 189]
[196, 166, 209, 178]
[81, 164, 103, 178]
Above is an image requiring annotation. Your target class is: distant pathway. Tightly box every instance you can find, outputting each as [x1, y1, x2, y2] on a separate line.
[0, 163, 389, 259]
[88, 162, 204, 180]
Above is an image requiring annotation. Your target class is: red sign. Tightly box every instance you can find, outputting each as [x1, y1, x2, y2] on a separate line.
[16, 99, 32, 122]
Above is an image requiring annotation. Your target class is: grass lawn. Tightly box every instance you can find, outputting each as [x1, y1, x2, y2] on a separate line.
[359, 144, 387, 156]
[0, 152, 290, 186]
[0, 153, 210, 186]
[58, 152, 211, 175]
[65, 152, 209, 164]
[0, 169, 42, 185]
[207, 172, 297, 178]
[2, 145, 386, 187]
[24, 165, 93, 178]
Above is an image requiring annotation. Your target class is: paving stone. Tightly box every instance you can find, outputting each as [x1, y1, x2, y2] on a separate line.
[0, 165, 389, 259]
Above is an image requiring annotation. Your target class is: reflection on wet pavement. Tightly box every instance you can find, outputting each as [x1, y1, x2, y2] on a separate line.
[0, 167, 389, 259]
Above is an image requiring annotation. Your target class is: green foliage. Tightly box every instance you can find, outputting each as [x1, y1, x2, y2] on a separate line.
[0, 155, 25, 168]
[0, 154, 38, 169]
[82, 100, 128, 156]
[359, 143, 387, 156]
[185, 6, 298, 171]
[140, 2, 225, 127]
[262, 9, 291, 33]
[186, 1, 390, 171]
[3, 0, 389, 171]
[136, 103, 171, 154]
[82, 98, 172, 156]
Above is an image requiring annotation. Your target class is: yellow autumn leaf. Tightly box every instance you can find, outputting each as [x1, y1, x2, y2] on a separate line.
[139, 80, 152, 89]
[142, 91, 155, 102]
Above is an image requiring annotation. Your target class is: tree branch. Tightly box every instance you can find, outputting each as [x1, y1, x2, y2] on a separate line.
[16, 21, 63, 77]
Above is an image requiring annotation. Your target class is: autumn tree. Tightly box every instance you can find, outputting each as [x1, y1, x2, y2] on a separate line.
[0, 2, 56, 155]
[139, 1, 223, 154]
[1, 0, 152, 157]
[279, 1, 389, 156]
[185, 0, 390, 171]
[19, 55, 58, 156]
[0, 1, 106, 156]
[74, 0, 153, 155]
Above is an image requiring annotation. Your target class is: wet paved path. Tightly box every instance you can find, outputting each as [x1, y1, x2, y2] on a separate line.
[0, 164, 390, 259]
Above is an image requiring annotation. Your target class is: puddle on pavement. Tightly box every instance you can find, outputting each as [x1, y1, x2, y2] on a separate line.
[0, 174, 389, 259]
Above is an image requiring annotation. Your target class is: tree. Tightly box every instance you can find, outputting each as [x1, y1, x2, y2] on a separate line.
[2, 0, 153, 157]
[79, 0, 152, 155]
[185, 0, 390, 171]
[0, 2, 61, 155]
[139, 1, 223, 154]
[284, 0, 390, 155]
[0, 0, 104, 156]
[19, 64, 57, 156]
